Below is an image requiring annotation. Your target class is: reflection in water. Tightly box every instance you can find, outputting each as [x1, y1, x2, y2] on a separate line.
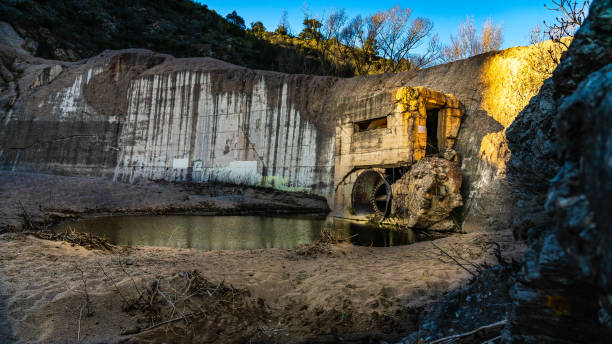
[325, 218, 419, 247]
[52, 215, 425, 250]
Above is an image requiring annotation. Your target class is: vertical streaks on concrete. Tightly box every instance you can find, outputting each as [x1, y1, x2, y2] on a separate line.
[113, 71, 334, 200]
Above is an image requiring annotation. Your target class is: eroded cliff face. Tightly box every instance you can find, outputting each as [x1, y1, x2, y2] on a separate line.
[0, 21, 555, 231]
[113, 68, 336, 198]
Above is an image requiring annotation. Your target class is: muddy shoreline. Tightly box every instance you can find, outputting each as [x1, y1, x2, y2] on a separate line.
[0, 172, 330, 232]
[40, 206, 331, 233]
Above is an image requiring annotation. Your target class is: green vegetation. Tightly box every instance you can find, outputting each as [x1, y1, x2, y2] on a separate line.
[262, 6, 440, 75]
[0, 0, 512, 76]
[0, 0, 340, 75]
[1, 0, 445, 76]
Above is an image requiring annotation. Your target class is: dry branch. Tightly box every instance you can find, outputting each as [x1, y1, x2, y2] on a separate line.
[122, 270, 265, 340]
[426, 236, 478, 277]
[96, 261, 128, 304]
[32, 229, 115, 251]
[74, 264, 93, 315]
[136, 313, 196, 334]
[17, 200, 33, 229]
[428, 320, 507, 344]
[118, 258, 141, 295]
[77, 302, 84, 342]
[156, 277, 189, 325]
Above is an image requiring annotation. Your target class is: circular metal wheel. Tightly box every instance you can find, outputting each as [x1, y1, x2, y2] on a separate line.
[350, 170, 392, 220]
[370, 179, 391, 219]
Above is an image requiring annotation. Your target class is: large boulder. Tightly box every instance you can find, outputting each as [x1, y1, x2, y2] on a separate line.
[390, 156, 463, 230]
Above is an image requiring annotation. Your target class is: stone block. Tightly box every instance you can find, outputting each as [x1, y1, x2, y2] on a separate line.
[390, 157, 462, 229]
[445, 116, 461, 139]
[445, 95, 461, 109]
[446, 108, 463, 118]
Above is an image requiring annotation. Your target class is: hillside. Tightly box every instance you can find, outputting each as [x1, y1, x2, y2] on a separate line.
[0, 0, 346, 75]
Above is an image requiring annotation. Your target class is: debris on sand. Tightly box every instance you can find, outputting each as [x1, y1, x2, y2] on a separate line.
[290, 227, 353, 258]
[30, 229, 115, 251]
[121, 270, 270, 343]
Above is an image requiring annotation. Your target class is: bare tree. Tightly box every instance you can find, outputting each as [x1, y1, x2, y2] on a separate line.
[481, 19, 504, 53]
[322, 8, 348, 44]
[321, 8, 349, 70]
[294, 5, 436, 75]
[410, 34, 443, 69]
[340, 15, 378, 74]
[527, 1, 591, 76]
[275, 9, 291, 36]
[543, 0, 590, 45]
[529, 23, 559, 68]
[369, 5, 434, 72]
[441, 16, 503, 63]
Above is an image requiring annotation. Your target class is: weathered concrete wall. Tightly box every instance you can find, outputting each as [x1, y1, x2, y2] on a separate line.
[0, 23, 554, 230]
[113, 70, 335, 198]
[1, 49, 337, 202]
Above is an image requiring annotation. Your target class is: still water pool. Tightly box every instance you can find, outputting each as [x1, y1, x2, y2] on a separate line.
[52, 215, 430, 250]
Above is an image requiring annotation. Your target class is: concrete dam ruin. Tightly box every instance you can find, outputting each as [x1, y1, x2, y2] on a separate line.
[333, 87, 463, 229]
[1, 0, 611, 341]
[0, 28, 552, 231]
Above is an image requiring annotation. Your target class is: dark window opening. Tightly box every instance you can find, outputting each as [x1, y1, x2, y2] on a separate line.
[426, 109, 439, 155]
[353, 116, 388, 133]
[385, 166, 410, 184]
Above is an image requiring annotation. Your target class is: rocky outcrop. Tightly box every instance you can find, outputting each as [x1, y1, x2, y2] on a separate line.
[502, 0, 612, 342]
[505, 79, 558, 240]
[390, 156, 463, 230]
[506, 30, 611, 344]
[399, 264, 518, 344]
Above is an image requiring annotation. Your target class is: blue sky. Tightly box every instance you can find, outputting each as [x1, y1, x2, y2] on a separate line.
[197, 1, 560, 50]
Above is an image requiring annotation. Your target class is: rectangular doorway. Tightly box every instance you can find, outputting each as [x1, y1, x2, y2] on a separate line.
[426, 109, 439, 155]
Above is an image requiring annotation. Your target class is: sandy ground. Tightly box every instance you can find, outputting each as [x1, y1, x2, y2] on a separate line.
[0, 172, 329, 230]
[0, 229, 524, 343]
[0, 172, 526, 342]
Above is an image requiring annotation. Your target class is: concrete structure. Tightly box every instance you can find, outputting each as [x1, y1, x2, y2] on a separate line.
[332, 87, 463, 221]
[1, 31, 555, 231]
[113, 71, 335, 200]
